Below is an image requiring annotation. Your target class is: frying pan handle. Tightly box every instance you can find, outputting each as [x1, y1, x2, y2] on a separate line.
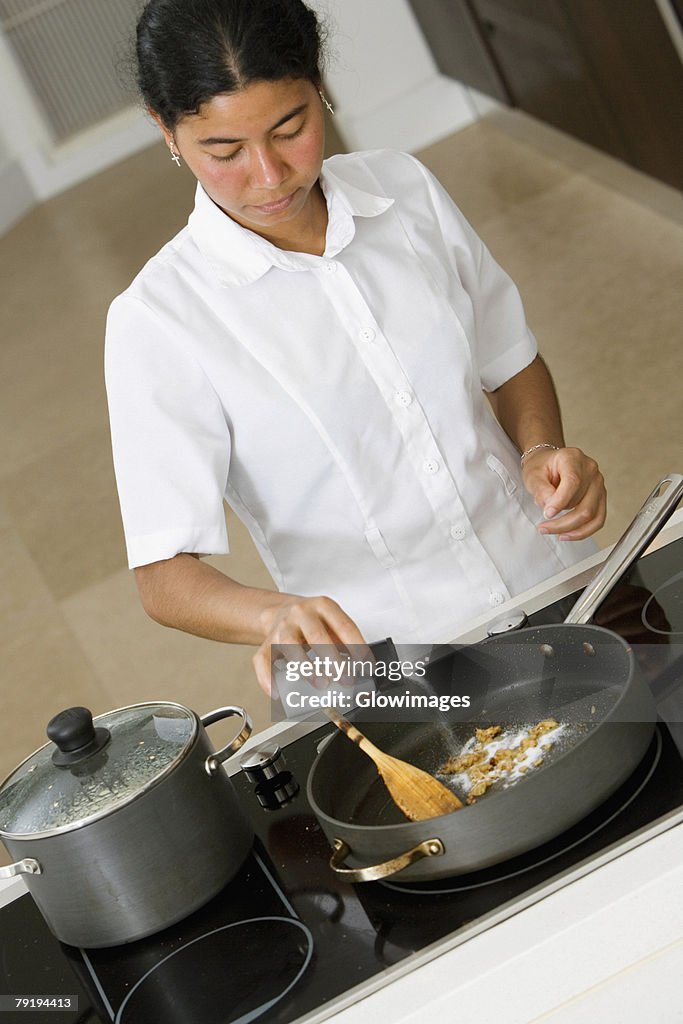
[564, 473, 683, 625]
[329, 837, 444, 882]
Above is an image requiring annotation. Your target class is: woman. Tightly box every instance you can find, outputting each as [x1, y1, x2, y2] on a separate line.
[105, 0, 606, 693]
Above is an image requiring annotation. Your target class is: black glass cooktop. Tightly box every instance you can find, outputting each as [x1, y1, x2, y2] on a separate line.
[2, 539, 683, 1024]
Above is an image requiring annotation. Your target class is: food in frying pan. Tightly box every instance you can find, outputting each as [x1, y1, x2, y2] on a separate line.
[439, 719, 564, 804]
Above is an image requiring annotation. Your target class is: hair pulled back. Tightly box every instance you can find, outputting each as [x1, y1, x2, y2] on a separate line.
[136, 0, 325, 130]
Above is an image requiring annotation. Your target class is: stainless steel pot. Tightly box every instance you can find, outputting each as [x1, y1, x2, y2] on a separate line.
[308, 473, 683, 882]
[0, 702, 253, 947]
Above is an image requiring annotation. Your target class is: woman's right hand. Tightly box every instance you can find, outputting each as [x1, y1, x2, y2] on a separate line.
[253, 594, 370, 695]
[133, 555, 370, 697]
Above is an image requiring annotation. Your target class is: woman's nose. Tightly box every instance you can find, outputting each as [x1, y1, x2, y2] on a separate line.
[250, 145, 287, 188]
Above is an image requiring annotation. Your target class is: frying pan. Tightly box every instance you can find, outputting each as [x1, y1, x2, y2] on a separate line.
[307, 474, 683, 882]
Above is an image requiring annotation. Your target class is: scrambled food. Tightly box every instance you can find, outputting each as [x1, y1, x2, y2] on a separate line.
[439, 719, 562, 804]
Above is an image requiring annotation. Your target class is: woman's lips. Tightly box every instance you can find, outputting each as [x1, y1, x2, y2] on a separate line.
[252, 190, 298, 214]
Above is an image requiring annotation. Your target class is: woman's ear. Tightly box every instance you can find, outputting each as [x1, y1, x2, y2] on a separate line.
[147, 108, 174, 149]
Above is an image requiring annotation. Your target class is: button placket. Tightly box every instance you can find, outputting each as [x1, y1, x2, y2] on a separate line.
[332, 285, 413, 406]
[318, 262, 471, 544]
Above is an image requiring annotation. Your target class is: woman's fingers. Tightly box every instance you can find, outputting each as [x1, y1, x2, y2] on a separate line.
[557, 483, 607, 540]
[524, 447, 606, 541]
[539, 476, 607, 538]
[253, 642, 285, 695]
[252, 595, 370, 695]
[540, 449, 600, 512]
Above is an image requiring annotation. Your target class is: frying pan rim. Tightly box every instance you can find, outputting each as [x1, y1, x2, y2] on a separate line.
[307, 623, 649, 830]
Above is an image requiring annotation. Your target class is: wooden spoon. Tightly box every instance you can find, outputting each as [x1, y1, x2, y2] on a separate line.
[325, 708, 463, 821]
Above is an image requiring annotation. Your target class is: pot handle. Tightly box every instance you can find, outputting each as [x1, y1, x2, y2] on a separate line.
[201, 706, 253, 776]
[0, 858, 42, 879]
[329, 837, 444, 883]
[564, 473, 683, 625]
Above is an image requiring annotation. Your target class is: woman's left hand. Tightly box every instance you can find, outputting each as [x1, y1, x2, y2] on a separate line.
[522, 446, 606, 540]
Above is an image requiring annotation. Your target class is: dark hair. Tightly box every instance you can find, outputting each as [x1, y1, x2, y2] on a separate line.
[136, 0, 326, 130]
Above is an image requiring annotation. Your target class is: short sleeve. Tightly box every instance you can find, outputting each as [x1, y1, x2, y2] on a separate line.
[105, 294, 231, 569]
[411, 156, 538, 391]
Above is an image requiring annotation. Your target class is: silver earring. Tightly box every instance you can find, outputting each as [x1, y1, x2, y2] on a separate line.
[318, 89, 335, 116]
[169, 143, 181, 167]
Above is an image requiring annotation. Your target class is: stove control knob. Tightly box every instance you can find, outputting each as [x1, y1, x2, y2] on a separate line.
[486, 610, 528, 636]
[255, 772, 299, 810]
[239, 744, 285, 785]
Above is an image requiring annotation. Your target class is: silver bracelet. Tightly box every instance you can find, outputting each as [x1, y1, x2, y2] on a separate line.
[520, 442, 559, 464]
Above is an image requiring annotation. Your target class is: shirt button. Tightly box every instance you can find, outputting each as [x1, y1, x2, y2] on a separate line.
[423, 459, 440, 475]
[489, 591, 505, 607]
[395, 390, 413, 407]
[323, 260, 338, 273]
[360, 328, 376, 342]
[450, 524, 466, 540]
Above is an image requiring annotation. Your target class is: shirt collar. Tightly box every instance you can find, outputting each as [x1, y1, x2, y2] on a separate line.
[187, 159, 394, 287]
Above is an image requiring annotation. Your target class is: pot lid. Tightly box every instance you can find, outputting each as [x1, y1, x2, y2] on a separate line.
[0, 703, 196, 838]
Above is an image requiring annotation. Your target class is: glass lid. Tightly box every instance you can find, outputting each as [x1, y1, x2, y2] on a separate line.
[0, 703, 196, 837]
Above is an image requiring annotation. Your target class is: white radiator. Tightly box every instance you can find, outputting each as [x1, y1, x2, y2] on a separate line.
[0, 0, 144, 142]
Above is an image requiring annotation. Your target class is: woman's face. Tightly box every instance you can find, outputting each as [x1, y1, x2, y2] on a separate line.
[161, 78, 326, 243]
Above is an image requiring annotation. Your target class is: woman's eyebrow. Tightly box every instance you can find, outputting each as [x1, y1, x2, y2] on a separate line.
[197, 104, 308, 145]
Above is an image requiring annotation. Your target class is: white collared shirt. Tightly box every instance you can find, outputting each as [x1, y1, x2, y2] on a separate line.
[105, 150, 594, 643]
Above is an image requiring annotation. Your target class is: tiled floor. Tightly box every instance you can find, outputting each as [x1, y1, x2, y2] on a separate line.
[1, 110, 682, 858]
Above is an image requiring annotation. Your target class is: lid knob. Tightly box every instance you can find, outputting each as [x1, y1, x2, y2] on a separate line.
[47, 707, 111, 767]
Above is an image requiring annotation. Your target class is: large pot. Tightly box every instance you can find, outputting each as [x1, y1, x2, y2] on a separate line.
[308, 473, 683, 882]
[0, 702, 253, 947]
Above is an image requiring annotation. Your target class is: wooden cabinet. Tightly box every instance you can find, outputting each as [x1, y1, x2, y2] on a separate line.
[408, 0, 510, 101]
[408, 0, 683, 189]
[468, 0, 631, 161]
[561, 0, 683, 188]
